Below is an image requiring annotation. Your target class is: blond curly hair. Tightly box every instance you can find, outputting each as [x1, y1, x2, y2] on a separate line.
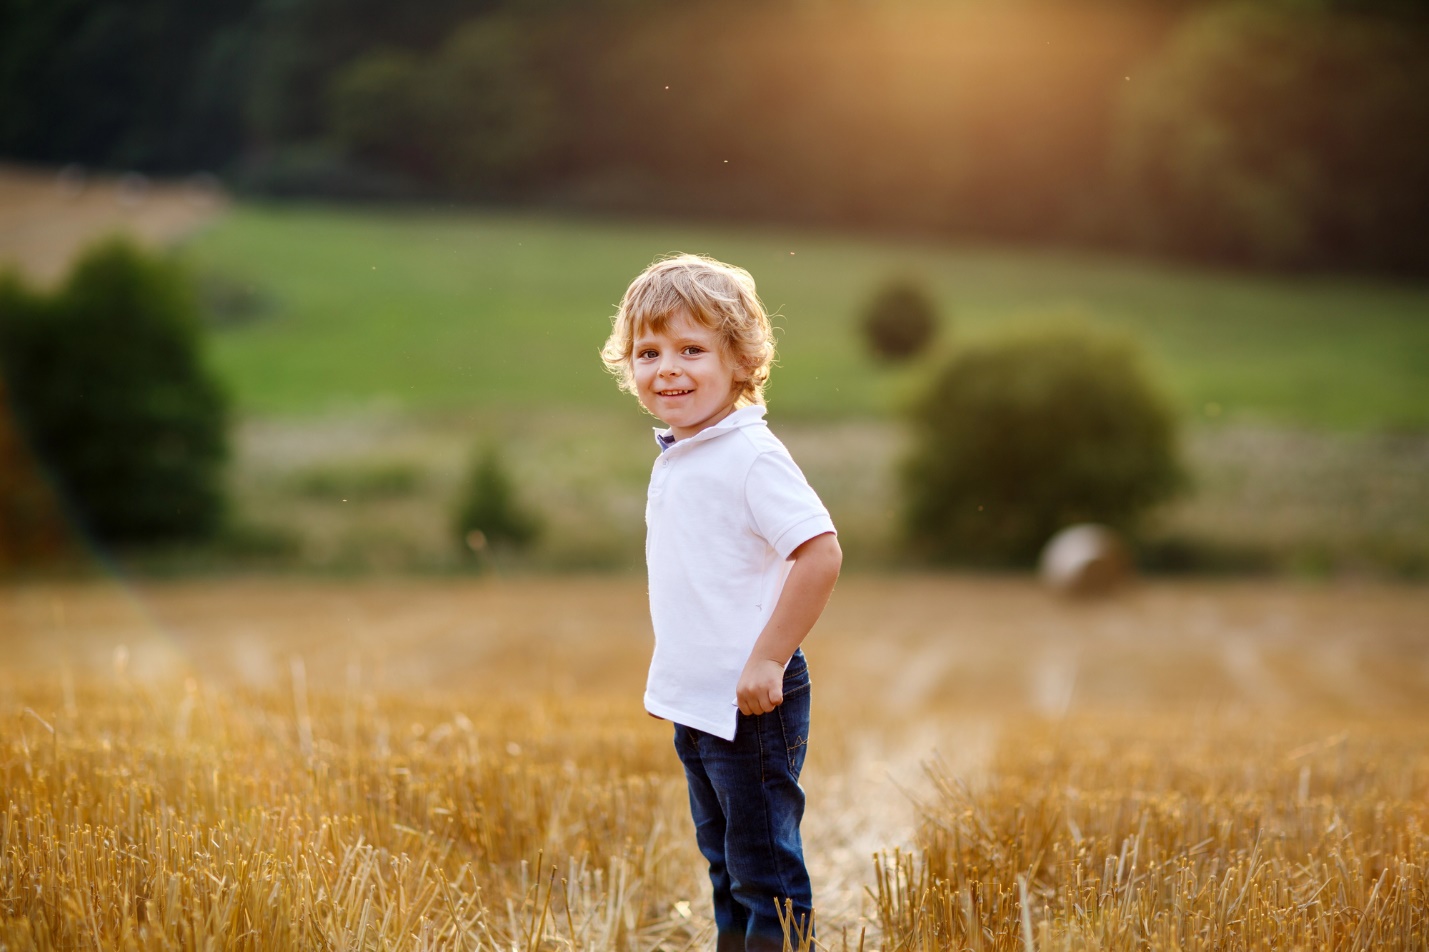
[600, 253, 776, 408]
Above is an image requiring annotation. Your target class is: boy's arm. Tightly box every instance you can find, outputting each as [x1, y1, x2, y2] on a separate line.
[736, 532, 842, 716]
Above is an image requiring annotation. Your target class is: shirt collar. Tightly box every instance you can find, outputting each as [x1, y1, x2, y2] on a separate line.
[652, 404, 767, 453]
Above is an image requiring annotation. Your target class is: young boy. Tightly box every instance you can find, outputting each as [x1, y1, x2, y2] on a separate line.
[600, 254, 842, 952]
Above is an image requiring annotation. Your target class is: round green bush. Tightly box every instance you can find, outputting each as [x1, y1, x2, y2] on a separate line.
[0, 238, 229, 544]
[900, 324, 1182, 566]
[861, 278, 939, 361]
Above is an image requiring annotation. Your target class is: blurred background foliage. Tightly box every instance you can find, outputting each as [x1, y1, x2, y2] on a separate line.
[2, 0, 1427, 274]
[0, 239, 229, 545]
[0, 0, 1426, 577]
[452, 445, 542, 560]
[860, 277, 941, 363]
[902, 324, 1183, 566]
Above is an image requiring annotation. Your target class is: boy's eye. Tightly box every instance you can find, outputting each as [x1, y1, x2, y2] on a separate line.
[682, 345, 704, 355]
[636, 348, 657, 359]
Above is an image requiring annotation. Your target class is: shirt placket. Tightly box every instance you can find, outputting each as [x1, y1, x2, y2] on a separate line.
[646, 448, 676, 563]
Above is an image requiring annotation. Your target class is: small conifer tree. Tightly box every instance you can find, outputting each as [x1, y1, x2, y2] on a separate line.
[452, 446, 540, 557]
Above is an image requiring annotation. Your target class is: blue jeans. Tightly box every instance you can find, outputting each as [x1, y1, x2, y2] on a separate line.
[673, 649, 813, 952]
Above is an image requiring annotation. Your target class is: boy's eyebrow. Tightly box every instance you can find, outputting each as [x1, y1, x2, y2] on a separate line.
[633, 332, 714, 347]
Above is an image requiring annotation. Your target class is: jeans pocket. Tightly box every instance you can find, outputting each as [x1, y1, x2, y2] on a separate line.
[782, 649, 810, 701]
[777, 676, 811, 779]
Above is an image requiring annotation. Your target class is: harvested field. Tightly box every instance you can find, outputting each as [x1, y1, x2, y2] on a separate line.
[0, 163, 225, 286]
[2, 576, 1427, 949]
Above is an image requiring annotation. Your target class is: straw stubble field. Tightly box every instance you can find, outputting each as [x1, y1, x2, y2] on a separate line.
[2, 576, 1427, 950]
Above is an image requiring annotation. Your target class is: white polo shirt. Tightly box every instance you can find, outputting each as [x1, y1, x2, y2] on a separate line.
[644, 404, 836, 740]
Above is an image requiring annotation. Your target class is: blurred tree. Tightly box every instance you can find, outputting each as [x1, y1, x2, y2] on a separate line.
[0, 239, 229, 544]
[423, 17, 562, 192]
[0, 302, 73, 570]
[1116, 3, 1429, 273]
[0, 0, 258, 170]
[322, 16, 563, 193]
[325, 49, 429, 175]
[860, 277, 940, 362]
[453, 445, 540, 558]
[570, 4, 1170, 238]
[244, 0, 500, 148]
[901, 323, 1182, 566]
[5, 0, 1427, 273]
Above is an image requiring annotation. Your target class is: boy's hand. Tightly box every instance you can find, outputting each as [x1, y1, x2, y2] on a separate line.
[734, 533, 841, 717]
[736, 657, 786, 715]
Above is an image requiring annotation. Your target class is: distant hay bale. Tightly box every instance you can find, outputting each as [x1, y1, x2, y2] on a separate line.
[1039, 523, 1131, 596]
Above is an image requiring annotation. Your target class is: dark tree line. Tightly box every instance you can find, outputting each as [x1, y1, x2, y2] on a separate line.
[0, 0, 257, 170]
[3, 0, 1426, 274]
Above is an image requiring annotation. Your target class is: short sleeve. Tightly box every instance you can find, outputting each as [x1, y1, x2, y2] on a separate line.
[744, 450, 837, 560]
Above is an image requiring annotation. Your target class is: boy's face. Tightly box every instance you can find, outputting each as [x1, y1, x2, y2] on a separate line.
[632, 309, 742, 441]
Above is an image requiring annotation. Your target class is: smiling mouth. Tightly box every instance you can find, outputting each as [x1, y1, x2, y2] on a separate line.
[658, 389, 692, 396]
